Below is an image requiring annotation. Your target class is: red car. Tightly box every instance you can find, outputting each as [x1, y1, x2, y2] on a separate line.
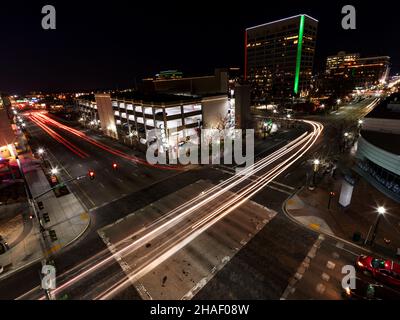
[356, 255, 400, 289]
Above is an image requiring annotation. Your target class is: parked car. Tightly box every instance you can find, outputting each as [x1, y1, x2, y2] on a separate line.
[356, 255, 400, 289]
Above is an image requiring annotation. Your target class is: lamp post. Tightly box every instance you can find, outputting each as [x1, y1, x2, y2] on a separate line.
[312, 159, 320, 187]
[50, 167, 58, 176]
[37, 147, 45, 162]
[328, 191, 335, 210]
[368, 206, 386, 246]
[308, 159, 320, 190]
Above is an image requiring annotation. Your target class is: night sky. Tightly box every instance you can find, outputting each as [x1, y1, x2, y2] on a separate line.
[1, 0, 398, 94]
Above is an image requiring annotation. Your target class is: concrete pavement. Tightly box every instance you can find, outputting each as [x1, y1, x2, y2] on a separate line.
[0, 130, 91, 281]
[284, 173, 400, 260]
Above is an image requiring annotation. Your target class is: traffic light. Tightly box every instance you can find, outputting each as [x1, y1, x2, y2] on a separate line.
[112, 162, 118, 170]
[42, 212, 50, 223]
[49, 229, 58, 242]
[88, 170, 95, 180]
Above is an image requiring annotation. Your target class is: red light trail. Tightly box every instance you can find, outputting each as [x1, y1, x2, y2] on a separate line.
[28, 113, 89, 159]
[28, 112, 182, 171]
[23, 119, 323, 300]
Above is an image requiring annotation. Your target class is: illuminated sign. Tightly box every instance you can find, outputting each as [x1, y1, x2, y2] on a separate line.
[294, 15, 305, 95]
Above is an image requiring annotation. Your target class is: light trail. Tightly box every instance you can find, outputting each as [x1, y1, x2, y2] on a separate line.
[28, 113, 89, 158]
[15, 127, 312, 300]
[31, 112, 182, 171]
[40, 119, 323, 300]
[95, 120, 323, 299]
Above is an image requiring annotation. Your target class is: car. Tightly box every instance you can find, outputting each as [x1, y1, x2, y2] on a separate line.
[356, 255, 400, 288]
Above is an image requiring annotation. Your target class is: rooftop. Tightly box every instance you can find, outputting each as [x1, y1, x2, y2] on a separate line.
[361, 130, 400, 155]
[246, 14, 318, 31]
[76, 91, 226, 104]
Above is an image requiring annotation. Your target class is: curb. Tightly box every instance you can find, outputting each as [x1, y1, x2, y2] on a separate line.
[53, 213, 92, 257]
[0, 214, 91, 283]
[0, 257, 42, 282]
[281, 186, 374, 255]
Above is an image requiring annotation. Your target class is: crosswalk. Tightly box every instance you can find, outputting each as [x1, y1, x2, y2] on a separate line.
[213, 165, 296, 195]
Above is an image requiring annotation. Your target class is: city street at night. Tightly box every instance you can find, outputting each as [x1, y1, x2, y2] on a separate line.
[0, 0, 399, 318]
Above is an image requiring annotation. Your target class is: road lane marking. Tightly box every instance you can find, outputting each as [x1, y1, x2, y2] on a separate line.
[281, 234, 325, 299]
[265, 184, 292, 195]
[270, 180, 295, 190]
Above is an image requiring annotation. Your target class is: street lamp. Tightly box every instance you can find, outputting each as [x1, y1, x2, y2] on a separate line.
[50, 167, 59, 176]
[312, 159, 320, 187]
[37, 148, 45, 161]
[358, 119, 364, 125]
[368, 206, 386, 246]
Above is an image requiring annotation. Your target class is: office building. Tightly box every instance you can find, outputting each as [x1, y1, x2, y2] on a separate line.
[141, 68, 229, 96]
[323, 52, 390, 96]
[325, 51, 359, 74]
[245, 14, 318, 104]
[356, 93, 400, 202]
[0, 95, 16, 159]
[76, 92, 232, 152]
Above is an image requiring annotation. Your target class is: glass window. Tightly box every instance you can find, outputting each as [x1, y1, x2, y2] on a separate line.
[143, 107, 153, 115]
[167, 119, 182, 128]
[372, 259, 385, 269]
[185, 114, 202, 125]
[165, 106, 182, 116]
[183, 104, 202, 113]
[136, 117, 144, 124]
[146, 119, 155, 127]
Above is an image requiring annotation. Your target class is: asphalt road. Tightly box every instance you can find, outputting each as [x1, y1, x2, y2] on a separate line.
[0, 98, 384, 300]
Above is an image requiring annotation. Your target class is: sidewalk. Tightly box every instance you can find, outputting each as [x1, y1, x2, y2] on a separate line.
[24, 159, 91, 255]
[284, 172, 400, 260]
[0, 132, 91, 279]
[0, 202, 41, 276]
